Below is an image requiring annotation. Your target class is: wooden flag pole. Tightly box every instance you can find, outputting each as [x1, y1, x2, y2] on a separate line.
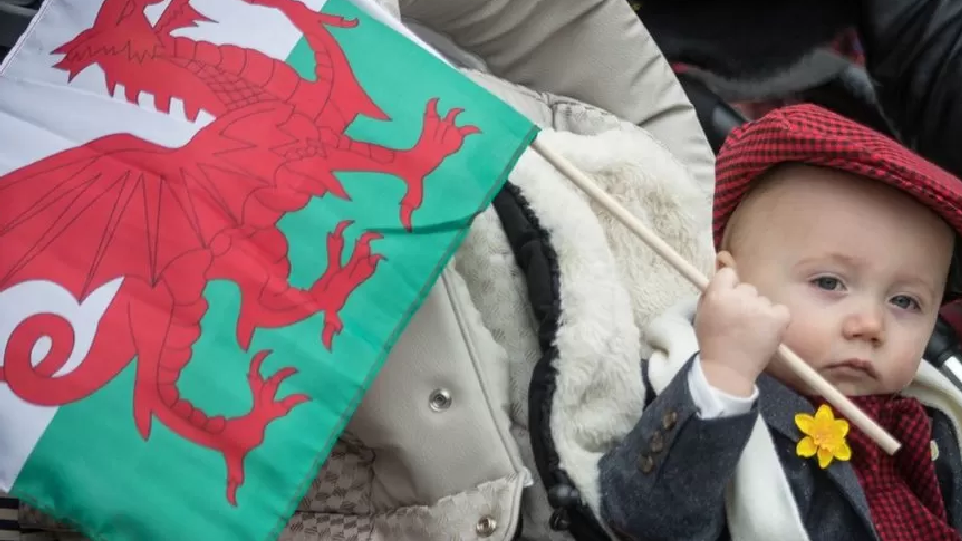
[531, 138, 901, 455]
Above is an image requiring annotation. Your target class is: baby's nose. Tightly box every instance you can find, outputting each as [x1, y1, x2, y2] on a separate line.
[842, 304, 884, 344]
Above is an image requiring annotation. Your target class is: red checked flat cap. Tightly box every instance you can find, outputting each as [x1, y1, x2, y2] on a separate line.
[713, 104, 962, 252]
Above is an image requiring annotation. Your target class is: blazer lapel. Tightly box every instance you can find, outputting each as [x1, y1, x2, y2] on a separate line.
[757, 375, 877, 536]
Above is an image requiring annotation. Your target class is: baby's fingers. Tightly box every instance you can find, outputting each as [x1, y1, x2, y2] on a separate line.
[770, 303, 791, 329]
[708, 267, 739, 293]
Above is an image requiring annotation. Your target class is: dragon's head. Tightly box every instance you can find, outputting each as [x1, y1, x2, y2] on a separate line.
[52, 0, 165, 82]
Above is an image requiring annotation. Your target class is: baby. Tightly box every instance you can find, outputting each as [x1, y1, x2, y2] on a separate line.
[599, 104, 962, 541]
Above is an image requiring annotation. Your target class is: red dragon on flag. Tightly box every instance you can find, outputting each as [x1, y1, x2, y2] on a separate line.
[0, 0, 478, 505]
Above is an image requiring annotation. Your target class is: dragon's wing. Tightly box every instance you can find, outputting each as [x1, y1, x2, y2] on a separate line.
[0, 101, 316, 298]
[0, 130, 263, 298]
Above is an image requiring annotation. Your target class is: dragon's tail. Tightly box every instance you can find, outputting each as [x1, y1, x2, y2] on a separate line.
[2, 301, 132, 406]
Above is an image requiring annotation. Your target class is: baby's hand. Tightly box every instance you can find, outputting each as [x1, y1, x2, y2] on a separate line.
[694, 267, 790, 396]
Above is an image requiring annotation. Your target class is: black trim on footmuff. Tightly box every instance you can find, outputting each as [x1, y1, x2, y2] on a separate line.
[492, 183, 610, 541]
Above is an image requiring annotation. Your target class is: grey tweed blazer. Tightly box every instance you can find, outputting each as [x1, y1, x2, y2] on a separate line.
[598, 355, 962, 541]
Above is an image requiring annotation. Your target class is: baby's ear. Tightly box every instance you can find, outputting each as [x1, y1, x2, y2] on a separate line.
[716, 251, 736, 273]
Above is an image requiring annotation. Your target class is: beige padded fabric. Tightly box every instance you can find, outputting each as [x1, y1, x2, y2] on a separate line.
[398, 0, 714, 186]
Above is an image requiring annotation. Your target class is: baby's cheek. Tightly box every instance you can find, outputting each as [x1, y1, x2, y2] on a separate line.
[884, 328, 926, 391]
[888, 353, 923, 392]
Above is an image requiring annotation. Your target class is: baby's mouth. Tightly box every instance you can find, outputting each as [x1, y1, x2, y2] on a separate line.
[823, 358, 879, 378]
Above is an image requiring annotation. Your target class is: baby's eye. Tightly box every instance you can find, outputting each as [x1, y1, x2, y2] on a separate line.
[811, 276, 844, 291]
[890, 295, 921, 311]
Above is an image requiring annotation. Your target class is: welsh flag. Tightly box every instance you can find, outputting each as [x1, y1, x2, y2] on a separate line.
[0, 1, 537, 540]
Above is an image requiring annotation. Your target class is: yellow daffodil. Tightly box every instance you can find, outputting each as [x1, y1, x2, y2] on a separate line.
[795, 404, 852, 469]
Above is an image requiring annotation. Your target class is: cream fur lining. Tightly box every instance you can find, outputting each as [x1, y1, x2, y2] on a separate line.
[646, 299, 962, 541]
[520, 127, 714, 524]
[454, 125, 713, 539]
[509, 130, 645, 521]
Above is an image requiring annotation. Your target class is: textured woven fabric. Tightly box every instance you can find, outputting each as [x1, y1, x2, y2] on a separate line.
[712, 104, 962, 250]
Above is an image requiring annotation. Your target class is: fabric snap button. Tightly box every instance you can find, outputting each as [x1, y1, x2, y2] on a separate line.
[429, 388, 452, 412]
[476, 515, 498, 537]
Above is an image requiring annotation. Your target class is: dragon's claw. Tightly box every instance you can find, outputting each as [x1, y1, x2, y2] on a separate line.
[317, 13, 358, 28]
[333, 219, 354, 237]
[216, 350, 309, 506]
[311, 224, 384, 349]
[321, 313, 344, 350]
[246, 350, 307, 415]
[396, 99, 481, 229]
[357, 231, 383, 245]
[227, 479, 241, 507]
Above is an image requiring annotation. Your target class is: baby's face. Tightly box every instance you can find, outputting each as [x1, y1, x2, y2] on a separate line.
[723, 164, 954, 396]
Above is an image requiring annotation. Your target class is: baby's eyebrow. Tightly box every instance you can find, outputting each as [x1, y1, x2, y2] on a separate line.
[892, 274, 938, 300]
[796, 252, 867, 270]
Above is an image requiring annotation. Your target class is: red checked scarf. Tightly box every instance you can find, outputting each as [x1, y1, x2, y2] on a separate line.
[839, 395, 961, 541]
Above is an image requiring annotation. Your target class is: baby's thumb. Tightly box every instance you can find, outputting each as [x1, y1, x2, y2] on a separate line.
[709, 266, 739, 293]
